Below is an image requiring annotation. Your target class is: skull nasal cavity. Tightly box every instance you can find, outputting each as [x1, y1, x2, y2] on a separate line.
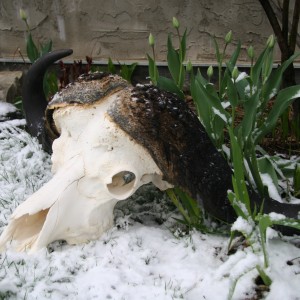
[107, 171, 136, 198]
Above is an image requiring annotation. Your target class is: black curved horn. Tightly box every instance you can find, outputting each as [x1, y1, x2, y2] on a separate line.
[22, 49, 73, 147]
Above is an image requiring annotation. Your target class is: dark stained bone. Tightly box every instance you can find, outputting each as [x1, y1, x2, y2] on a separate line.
[109, 84, 300, 230]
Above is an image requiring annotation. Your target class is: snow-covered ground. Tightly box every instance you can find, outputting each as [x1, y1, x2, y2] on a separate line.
[0, 106, 300, 299]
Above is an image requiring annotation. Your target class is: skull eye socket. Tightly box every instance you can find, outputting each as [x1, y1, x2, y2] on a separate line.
[107, 171, 136, 198]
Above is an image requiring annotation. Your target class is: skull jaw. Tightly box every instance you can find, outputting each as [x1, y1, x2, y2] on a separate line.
[0, 194, 118, 253]
[0, 155, 119, 253]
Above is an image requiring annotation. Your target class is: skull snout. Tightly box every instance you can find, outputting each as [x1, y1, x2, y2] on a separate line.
[0, 101, 173, 253]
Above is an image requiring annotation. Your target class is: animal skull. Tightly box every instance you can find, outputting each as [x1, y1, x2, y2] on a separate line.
[1, 50, 299, 252]
[0, 90, 172, 253]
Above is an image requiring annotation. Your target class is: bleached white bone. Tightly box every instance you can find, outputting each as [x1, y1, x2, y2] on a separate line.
[0, 93, 172, 253]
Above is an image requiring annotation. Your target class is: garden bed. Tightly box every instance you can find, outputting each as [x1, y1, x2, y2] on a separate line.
[0, 106, 300, 300]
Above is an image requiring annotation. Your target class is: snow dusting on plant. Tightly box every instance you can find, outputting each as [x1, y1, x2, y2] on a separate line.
[212, 107, 228, 123]
[235, 72, 248, 82]
[260, 173, 282, 202]
[231, 216, 254, 236]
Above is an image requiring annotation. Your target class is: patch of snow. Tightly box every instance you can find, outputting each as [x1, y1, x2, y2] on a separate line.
[268, 212, 286, 221]
[0, 122, 52, 229]
[260, 173, 282, 202]
[269, 88, 278, 99]
[292, 90, 300, 99]
[0, 119, 26, 127]
[266, 240, 300, 300]
[244, 84, 257, 96]
[236, 72, 248, 82]
[212, 107, 228, 123]
[266, 227, 279, 240]
[221, 101, 231, 109]
[231, 216, 253, 236]
[0, 102, 17, 116]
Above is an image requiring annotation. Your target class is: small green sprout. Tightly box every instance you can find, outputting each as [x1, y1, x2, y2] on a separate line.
[148, 33, 155, 47]
[19, 9, 27, 21]
[207, 65, 213, 80]
[266, 34, 275, 48]
[186, 60, 193, 73]
[247, 45, 254, 60]
[225, 30, 232, 44]
[232, 66, 239, 81]
[172, 17, 180, 29]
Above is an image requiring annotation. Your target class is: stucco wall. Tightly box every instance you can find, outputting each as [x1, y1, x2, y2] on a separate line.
[0, 0, 292, 65]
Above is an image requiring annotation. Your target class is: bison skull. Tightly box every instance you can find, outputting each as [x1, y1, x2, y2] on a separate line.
[2, 50, 299, 253]
[0, 91, 172, 253]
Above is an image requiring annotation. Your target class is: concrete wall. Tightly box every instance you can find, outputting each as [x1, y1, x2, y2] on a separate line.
[0, 0, 294, 65]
